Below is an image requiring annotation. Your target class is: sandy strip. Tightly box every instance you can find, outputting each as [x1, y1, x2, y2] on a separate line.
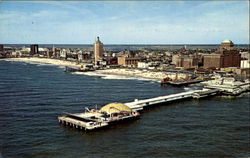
[96, 69, 167, 80]
[3, 57, 166, 80]
[3, 57, 81, 68]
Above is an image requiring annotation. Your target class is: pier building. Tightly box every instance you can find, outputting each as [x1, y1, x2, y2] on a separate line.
[100, 102, 132, 114]
[58, 102, 140, 131]
[202, 76, 250, 95]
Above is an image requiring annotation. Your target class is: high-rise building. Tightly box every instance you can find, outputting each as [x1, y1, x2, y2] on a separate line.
[203, 40, 241, 68]
[0, 44, 4, 51]
[52, 45, 55, 53]
[172, 51, 199, 69]
[30, 44, 39, 55]
[94, 36, 104, 64]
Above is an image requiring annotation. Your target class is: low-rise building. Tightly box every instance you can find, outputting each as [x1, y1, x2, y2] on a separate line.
[60, 49, 67, 59]
[241, 60, 250, 68]
[137, 62, 150, 69]
[11, 51, 21, 57]
[117, 56, 143, 67]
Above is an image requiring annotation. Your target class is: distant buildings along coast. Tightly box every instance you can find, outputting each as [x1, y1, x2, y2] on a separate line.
[0, 38, 249, 79]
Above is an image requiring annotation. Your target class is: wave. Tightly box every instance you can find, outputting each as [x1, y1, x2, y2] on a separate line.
[1, 59, 27, 65]
[35, 63, 53, 66]
[73, 72, 104, 77]
[184, 87, 192, 91]
[72, 71, 159, 82]
[57, 66, 65, 69]
[19, 61, 54, 67]
[1, 59, 54, 67]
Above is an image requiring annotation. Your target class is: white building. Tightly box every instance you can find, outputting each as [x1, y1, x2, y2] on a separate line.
[11, 51, 20, 57]
[137, 62, 149, 69]
[60, 49, 67, 58]
[241, 60, 250, 68]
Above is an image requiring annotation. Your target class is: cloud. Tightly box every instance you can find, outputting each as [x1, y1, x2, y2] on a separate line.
[0, 1, 249, 44]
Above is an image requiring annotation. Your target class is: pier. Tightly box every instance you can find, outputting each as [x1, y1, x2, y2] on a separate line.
[125, 88, 219, 111]
[58, 102, 140, 131]
[58, 112, 109, 131]
[58, 88, 219, 131]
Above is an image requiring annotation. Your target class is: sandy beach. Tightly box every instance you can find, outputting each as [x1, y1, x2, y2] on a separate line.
[3, 57, 167, 80]
[4, 57, 81, 68]
[97, 69, 167, 80]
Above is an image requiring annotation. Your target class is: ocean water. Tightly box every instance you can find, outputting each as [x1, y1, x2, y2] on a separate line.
[0, 60, 249, 158]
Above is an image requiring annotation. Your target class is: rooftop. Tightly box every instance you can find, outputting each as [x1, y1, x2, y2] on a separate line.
[221, 39, 234, 44]
[100, 102, 132, 114]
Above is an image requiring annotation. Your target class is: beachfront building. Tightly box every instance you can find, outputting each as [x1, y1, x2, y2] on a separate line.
[18, 47, 31, 57]
[94, 36, 104, 64]
[137, 62, 150, 69]
[172, 53, 199, 69]
[241, 60, 250, 68]
[11, 51, 21, 57]
[30, 44, 39, 55]
[117, 56, 143, 67]
[60, 49, 67, 59]
[203, 40, 241, 69]
[0, 45, 3, 52]
[37, 48, 50, 57]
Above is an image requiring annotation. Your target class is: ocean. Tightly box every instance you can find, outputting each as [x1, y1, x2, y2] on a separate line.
[0, 59, 249, 158]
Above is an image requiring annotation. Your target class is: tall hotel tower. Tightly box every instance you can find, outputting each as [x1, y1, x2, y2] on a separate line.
[94, 36, 104, 64]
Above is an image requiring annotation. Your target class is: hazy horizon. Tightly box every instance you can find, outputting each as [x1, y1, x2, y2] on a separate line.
[2, 43, 249, 46]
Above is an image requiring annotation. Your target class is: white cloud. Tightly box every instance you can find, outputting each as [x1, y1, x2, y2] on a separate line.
[0, 1, 249, 44]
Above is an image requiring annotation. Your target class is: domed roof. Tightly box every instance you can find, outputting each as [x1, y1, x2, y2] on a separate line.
[221, 39, 233, 44]
[100, 102, 132, 114]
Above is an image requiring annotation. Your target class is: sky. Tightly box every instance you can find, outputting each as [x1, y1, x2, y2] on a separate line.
[0, 1, 249, 44]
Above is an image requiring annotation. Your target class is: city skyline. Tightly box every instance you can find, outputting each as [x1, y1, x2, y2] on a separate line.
[0, 1, 249, 44]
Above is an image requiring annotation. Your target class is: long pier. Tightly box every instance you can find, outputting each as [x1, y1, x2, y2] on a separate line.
[58, 88, 219, 131]
[125, 88, 219, 111]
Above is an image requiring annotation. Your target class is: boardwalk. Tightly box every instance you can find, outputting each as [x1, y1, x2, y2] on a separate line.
[125, 88, 218, 111]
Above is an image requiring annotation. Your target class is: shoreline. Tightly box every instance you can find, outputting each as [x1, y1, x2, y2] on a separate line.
[1, 57, 167, 81]
[96, 69, 167, 81]
[2, 57, 81, 68]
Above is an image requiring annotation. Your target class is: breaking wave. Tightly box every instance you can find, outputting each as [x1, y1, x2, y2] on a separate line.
[72, 71, 159, 82]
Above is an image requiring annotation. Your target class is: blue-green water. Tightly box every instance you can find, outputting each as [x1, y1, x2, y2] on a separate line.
[0, 60, 249, 158]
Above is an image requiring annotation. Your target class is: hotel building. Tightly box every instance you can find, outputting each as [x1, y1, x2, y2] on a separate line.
[94, 36, 104, 64]
[203, 40, 241, 69]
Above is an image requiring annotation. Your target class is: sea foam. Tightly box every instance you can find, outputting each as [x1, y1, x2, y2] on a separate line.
[72, 71, 158, 82]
